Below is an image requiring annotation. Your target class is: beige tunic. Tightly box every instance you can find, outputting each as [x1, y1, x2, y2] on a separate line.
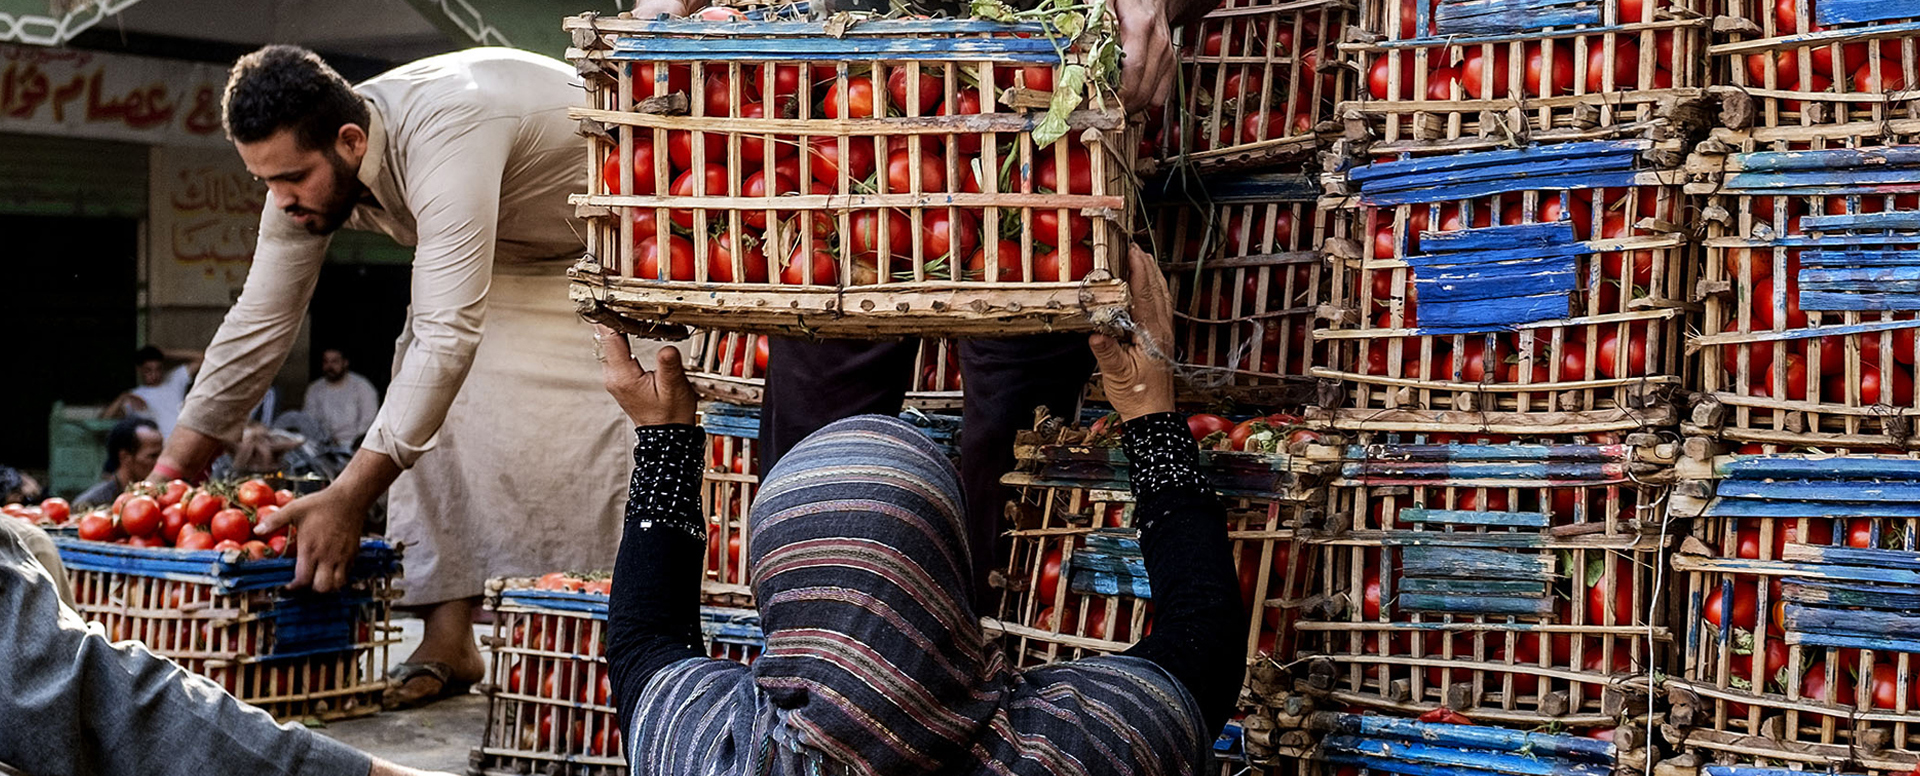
[178, 48, 652, 605]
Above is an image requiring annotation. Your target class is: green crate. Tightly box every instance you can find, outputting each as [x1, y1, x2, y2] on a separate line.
[48, 402, 114, 500]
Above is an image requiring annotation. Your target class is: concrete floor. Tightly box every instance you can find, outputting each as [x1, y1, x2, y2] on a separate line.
[314, 617, 493, 774]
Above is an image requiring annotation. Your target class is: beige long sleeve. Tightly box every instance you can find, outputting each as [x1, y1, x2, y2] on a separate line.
[174, 202, 329, 447]
[355, 117, 514, 468]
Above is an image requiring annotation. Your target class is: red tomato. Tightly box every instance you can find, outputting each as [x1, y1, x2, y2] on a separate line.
[667, 167, 731, 228]
[1756, 353, 1810, 400]
[740, 170, 798, 229]
[1801, 662, 1856, 707]
[934, 89, 985, 153]
[268, 534, 291, 556]
[707, 231, 768, 284]
[1361, 566, 1383, 620]
[210, 508, 253, 545]
[1034, 244, 1094, 282]
[126, 534, 166, 549]
[779, 247, 839, 285]
[731, 102, 791, 162]
[1221, 69, 1266, 101]
[1460, 48, 1512, 98]
[1035, 149, 1093, 195]
[155, 480, 190, 508]
[600, 139, 658, 196]
[1187, 413, 1234, 442]
[849, 209, 912, 259]
[1524, 44, 1576, 96]
[1596, 327, 1648, 378]
[1585, 41, 1640, 91]
[1830, 364, 1915, 405]
[177, 531, 217, 551]
[886, 68, 943, 115]
[1557, 342, 1589, 382]
[119, 496, 161, 538]
[1748, 277, 1808, 331]
[919, 209, 979, 261]
[754, 63, 802, 102]
[1034, 208, 1094, 247]
[804, 137, 878, 188]
[822, 76, 877, 118]
[1846, 517, 1875, 548]
[1020, 66, 1055, 91]
[1586, 557, 1636, 625]
[77, 512, 117, 542]
[636, 234, 696, 281]
[884, 149, 946, 194]
[965, 240, 1025, 281]
[212, 539, 244, 553]
[239, 540, 272, 561]
[1037, 546, 1063, 602]
[666, 130, 724, 170]
[1367, 55, 1414, 100]
[159, 504, 188, 542]
[630, 62, 691, 100]
[236, 479, 275, 509]
[275, 488, 295, 507]
[1704, 579, 1760, 629]
[185, 492, 224, 525]
[39, 498, 69, 525]
[1728, 638, 1789, 690]
[1853, 58, 1908, 93]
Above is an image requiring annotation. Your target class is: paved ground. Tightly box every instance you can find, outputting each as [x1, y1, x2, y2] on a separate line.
[314, 617, 492, 774]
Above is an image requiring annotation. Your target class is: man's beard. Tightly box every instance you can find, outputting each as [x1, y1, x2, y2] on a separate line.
[289, 150, 361, 235]
[324, 369, 345, 381]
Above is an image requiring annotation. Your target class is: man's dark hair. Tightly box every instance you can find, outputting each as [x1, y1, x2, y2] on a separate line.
[135, 346, 164, 365]
[103, 418, 160, 474]
[223, 45, 369, 150]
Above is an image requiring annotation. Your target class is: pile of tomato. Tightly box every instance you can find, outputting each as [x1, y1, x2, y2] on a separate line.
[1740, 0, 1911, 101]
[3, 497, 71, 526]
[604, 56, 1106, 287]
[1717, 196, 1920, 404]
[503, 611, 622, 756]
[1183, 412, 1323, 453]
[1354, 189, 1669, 382]
[1364, 0, 1680, 101]
[1170, 3, 1335, 152]
[68, 479, 296, 560]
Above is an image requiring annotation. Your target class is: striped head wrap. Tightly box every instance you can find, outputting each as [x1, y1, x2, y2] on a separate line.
[631, 415, 1206, 776]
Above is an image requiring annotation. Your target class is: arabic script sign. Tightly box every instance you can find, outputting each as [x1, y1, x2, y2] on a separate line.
[0, 43, 229, 147]
[150, 146, 265, 306]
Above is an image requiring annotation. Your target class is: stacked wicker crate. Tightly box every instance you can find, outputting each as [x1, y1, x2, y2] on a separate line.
[1662, 2, 1920, 774]
[56, 536, 400, 722]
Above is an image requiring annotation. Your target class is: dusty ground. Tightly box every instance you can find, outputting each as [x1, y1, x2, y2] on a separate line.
[314, 617, 492, 774]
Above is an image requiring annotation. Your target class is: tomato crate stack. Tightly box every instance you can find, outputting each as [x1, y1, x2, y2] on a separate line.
[1338, 0, 1707, 152]
[1662, 452, 1920, 775]
[987, 412, 1325, 769]
[563, 12, 1139, 339]
[1313, 139, 1694, 435]
[1145, 171, 1333, 407]
[54, 536, 400, 721]
[1707, 0, 1917, 134]
[1279, 436, 1678, 742]
[698, 401, 962, 608]
[1685, 140, 1920, 450]
[686, 331, 963, 408]
[1156, 0, 1351, 173]
[474, 580, 766, 776]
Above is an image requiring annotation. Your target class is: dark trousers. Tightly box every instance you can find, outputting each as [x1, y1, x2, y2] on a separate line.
[759, 334, 1096, 608]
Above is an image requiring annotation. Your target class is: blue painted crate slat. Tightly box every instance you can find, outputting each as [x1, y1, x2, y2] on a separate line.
[1799, 250, 1920, 268]
[1342, 459, 1629, 480]
[1341, 443, 1630, 462]
[1415, 271, 1576, 304]
[1722, 169, 1920, 194]
[1707, 499, 1920, 518]
[617, 18, 1055, 36]
[1736, 146, 1920, 173]
[1784, 602, 1920, 638]
[1788, 629, 1920, 654]
[1399, 506, 1551, 527]
[1434, 0, 1602, 35]
[1324, 735, 1612, 776]
[1800, 266, 1920, 286]
[1348, 141, 1644, 183]
[610, 34, 1067, 63]
[1715, 479, 1920, 503]
[1799, 290, 1920, 311]
[1782, 577, 1920, 608]
[1324, 714, 1617, 761]
[1398, 577, 1547, 596]
[1361, 154, 1636, 196]
[1717, 455, 1920, 479]
[1363, 171, 1645, 207]
[53, 536, 398, 594]
[1408, 245, 1588, 272]
[1785, 543, 1920, 570]
[1417, 220, 1579, 251]
[1415, 294, 1571, 331]
[1801, 211, 1920, 231]
[1402, 545, 1555, 579]
[1384, 532, 1552, 549]
[1069, 566, 1154, 598]
[1398, 591, 1556, 615]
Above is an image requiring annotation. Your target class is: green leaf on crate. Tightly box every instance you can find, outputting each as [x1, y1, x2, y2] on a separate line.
[1033, 63, 1087, 148]
[1051, 11, 1085, 39]
[1584, 555, 1606, 589]
[1730, 676, 1754, 691]
[970, 0, 1017, 22]
[1731, 627, 1755, 656]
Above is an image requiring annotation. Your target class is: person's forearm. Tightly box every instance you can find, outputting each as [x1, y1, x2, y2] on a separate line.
[152, 426, 226, 482]
[605, 425, 710, 735]
[1116, 411, 1246, 736]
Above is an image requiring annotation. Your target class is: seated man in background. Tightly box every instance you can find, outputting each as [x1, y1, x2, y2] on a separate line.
[305, 348, 380, 448]
[0, 516, 451, 776]
[104, 346, 204, 438]
[75, 418, 164, 509]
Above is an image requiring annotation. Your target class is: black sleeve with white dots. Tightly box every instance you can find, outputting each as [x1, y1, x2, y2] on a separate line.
[607, 422, 708, 739]
[624, 424, 707, 540]
[1119, 411, 1207, 530]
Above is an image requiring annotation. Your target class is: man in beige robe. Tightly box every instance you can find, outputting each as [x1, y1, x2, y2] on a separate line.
[153, 45, 651, 706]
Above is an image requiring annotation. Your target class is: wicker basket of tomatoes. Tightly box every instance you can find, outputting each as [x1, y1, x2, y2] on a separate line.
[1154, 0, 1349, 173]
[1341, 0, 1707, 152]
[53, 479, 400, 722]
[1313, 140, 1691, 435]
[991, 411, 1321, 674]
[1289, 435, 1676, 727]
[1146, 170, 1330, 406]
[687, 330, 963, 408]
[563, 10, 1139, 340]
[1712, 0, 1918, 134]
[1687, 139, 1920, 451]
[476, 577, 767, 775]
[1664, 453, 1920, 774]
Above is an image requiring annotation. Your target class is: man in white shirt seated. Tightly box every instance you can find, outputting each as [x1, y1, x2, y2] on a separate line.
[105, 346, 203, 438]
[305, 348, 380, 448]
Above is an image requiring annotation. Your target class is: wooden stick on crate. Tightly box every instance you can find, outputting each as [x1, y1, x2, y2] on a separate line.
[564, 15, 1138, 340]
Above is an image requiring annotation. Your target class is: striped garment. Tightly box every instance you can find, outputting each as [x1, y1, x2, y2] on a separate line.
[629, 415, 1206, 775]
